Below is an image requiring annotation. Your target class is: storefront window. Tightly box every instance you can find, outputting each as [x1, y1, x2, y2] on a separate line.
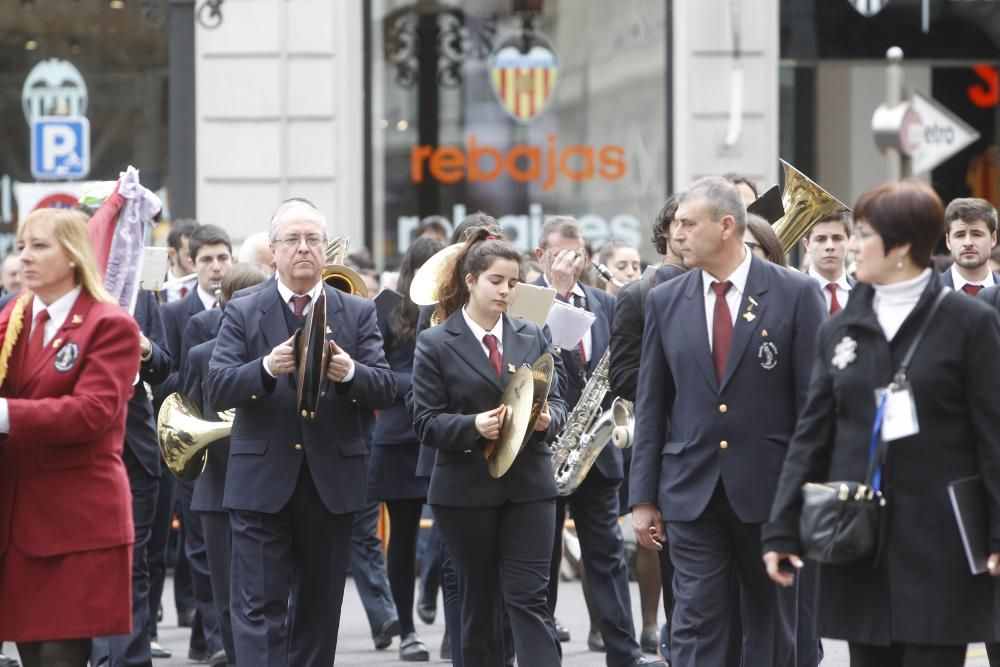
[368, 0, 669, 265]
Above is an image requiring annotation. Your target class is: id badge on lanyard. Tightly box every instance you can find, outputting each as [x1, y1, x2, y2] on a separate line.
[874, 378, 919, 442]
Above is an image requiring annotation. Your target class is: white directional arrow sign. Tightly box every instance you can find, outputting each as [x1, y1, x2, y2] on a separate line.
[904, 91, 980, 175]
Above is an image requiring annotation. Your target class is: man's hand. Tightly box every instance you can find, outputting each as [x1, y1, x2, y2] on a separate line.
[763, 551, 804, 587]
[633, 503, 665, 551]
[266, 335, 297, 376]
[139, 334, 152, 361]
[547, 249, 584, 296]
[327, 340, 353, 382]
[476, 404, 507, 441]
[533, 401, 551, 432]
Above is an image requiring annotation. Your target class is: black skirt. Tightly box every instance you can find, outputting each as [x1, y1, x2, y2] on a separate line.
[368, 441, 429, 501]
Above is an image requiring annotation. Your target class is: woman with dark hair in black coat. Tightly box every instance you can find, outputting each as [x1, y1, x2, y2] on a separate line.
[369, 236, 443, 661]
[763, 180, 1000, 667]
[411, 227, 567, 667]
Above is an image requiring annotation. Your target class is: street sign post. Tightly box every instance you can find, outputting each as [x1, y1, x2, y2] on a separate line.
[30, 116, 90, 180]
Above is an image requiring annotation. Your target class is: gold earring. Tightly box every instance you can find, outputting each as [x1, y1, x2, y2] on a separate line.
[896, 259, 903, 269]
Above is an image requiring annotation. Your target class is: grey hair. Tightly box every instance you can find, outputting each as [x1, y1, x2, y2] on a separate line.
[268, 198, 329, 242]
[238, 232, 274, 263]
[682, 177, 748, 233]
[537, 215, 583, 249]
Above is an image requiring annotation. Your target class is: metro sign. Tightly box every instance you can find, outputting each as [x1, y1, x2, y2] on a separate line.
[488, 37, 558, 124]
[905, 91, 980, 174]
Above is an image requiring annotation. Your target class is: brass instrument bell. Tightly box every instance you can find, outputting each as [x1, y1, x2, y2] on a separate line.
[322, 236, 368, 297]
[157, 393, 233, 481]
[772, 160, 851, 255]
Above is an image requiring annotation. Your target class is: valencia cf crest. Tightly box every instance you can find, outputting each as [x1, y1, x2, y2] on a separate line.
[488, 34, 558, 124]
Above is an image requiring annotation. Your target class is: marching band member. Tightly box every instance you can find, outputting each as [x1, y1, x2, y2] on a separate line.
[411, 227, 566, 667]
[204, 199, 395, 667]
[0, 208, 141, 667]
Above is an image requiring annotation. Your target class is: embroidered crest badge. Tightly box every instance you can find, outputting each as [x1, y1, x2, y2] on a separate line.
[832, 336, 858, 370]
[54, 341, 79, 372]
[758, 341, 778, 370]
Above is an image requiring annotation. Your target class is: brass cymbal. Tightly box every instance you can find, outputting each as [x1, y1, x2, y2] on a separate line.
[409, 243, 463, 306]
[487, 352, 555, 478]
[295, 290, 330, 419]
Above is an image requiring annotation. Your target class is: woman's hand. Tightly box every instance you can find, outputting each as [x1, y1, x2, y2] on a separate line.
[763, 551, 804, 587]
[475, 404, 507, 440]
[533, 401, 551, 432]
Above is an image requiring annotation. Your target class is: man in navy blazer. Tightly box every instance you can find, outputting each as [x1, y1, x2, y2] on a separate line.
[940, 197, 1000, 296]
[802, 211, 855, 315]
[205, 199, 395, 667]
[630, 177, 825, 667]
[532, 217, 661, 667]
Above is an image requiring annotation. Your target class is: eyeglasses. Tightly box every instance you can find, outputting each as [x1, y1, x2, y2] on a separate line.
[462, 224, 504, 241]
[744, 241, 763, 252]
[276, 234, 324, 248]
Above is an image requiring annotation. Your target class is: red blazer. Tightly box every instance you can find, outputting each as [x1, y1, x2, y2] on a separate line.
[0, 290, 141, 557]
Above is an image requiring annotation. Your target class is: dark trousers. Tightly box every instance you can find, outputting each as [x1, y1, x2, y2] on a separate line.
[17, 640, 91, 667]
[200, 510, 235, 663]
[385, 499, 424, 636]
[848, 641, 967, 667]
[434, 500, 560, 667]
[419, 521, 442, 613]
[666, 483, 797, 667]
[102, 448, 159, 667]
[350, 499, 397, 635]
[147, 469, 175, 640]
[229, 463, 354, 667]
[177, 481, 222, 654]
[548, 469, 641, 666]
[988, 641, 1000, 666]
[438, 532, 463, 667]
[658, 543, 675, 661]
[796, 560, 822, 667]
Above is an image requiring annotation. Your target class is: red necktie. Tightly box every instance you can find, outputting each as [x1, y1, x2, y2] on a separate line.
[29, 309, 50, 361]
[826, 283, 842, 315]
[962, 284, 983, 297]
[711, 281, 733, 383]
[179, 286, 189, 299]
[290, 294, 311, 317]
[569, 292, 587, 365]
[483, 334, 502, 377]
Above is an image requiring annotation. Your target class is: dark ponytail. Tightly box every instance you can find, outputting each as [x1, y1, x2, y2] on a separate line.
[436, 227, 522, 320]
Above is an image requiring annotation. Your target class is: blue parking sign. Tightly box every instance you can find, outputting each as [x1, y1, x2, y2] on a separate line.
[31, 116, 90, 180]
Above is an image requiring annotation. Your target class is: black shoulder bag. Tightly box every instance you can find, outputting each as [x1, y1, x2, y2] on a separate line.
[799, 289, 948, 565]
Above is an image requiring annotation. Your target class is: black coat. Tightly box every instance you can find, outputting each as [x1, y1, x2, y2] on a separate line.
[763, 276, 1000, 645]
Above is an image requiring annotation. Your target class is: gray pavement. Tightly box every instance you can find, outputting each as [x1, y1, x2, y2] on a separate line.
[6, 574, 990, 665]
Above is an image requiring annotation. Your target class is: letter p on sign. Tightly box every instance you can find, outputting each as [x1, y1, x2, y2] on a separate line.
[31, 116, 90, 180]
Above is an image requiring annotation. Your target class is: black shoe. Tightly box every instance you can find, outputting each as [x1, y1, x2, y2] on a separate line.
[150, 643, 172, 660]
[178, 608, 196, 628]
[659, 622, 671, 662]
[621, 657, 668, 667]
[0, 653, 20, 667]
[188, 647, 211, 663]
[399, 633, 430, 662]
[372, 617, 401, 650]
[587, 631, 605, 652]
[554, 618, 570, 642]
[416, 593, 436, 625]
[640, 628, 659, 654]
[440, 633, 451, 661]
[208, 650, 228, 667]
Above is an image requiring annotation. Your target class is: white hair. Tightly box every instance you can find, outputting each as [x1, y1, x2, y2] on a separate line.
[268, 199, 328, 242]
[238, 232, 274, 264]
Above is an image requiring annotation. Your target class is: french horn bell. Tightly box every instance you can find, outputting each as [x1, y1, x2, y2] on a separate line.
[157, 393, 233, 481]
[322, 236, 368, 297]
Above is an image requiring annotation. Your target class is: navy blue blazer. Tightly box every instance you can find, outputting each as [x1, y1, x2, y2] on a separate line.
[155, 287, 207, 405]
[127, 289, 172, 477]
[628, 255, 825, 523]
[939, 267, 1000, 289]
[183, 339, 228, 513]
[372, 305, 418, 448]
[204, 282, 396, 514]
[411, 310, 567, 507]
[179, 308, 223, 372]
[531, 277, 622, 480]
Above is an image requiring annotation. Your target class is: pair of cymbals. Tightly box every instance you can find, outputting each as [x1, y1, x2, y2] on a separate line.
[486, 353, 554, 478]
[294, 291, 329, 419]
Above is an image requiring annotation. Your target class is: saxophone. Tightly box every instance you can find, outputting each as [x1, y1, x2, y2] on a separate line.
[551, 348, 634, 496]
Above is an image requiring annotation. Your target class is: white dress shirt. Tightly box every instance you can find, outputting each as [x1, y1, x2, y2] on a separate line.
[543, 275, 593, 361]
[0, 286, 83, 433]
[164, 269, 197, 303]
[462, 307, 504, 358]
[263, 280, 354, 382]
[808, 265, 852, 311]
[949, 263, 995, 292]
[702, 247, 752, 349]
[196, 285, 218, 311]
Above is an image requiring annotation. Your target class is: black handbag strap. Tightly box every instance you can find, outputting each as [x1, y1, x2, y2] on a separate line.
[862, 287, 949, 489]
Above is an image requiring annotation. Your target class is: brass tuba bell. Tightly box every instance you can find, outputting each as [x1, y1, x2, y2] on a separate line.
[322, 237, 368, 297]
[772, 160, 851, 255]
[157, 393, 233, 481]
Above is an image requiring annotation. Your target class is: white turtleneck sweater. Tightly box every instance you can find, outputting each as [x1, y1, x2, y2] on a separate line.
[872, 268, 933, 341]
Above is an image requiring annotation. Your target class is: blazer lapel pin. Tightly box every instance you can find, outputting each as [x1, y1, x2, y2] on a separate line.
[742, 297, 758, 323]
[832, 336, 858, 370]
[507, 363, 517, 374]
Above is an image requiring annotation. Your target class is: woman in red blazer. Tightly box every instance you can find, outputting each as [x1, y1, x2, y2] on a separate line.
[0, 208, 141, 666]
